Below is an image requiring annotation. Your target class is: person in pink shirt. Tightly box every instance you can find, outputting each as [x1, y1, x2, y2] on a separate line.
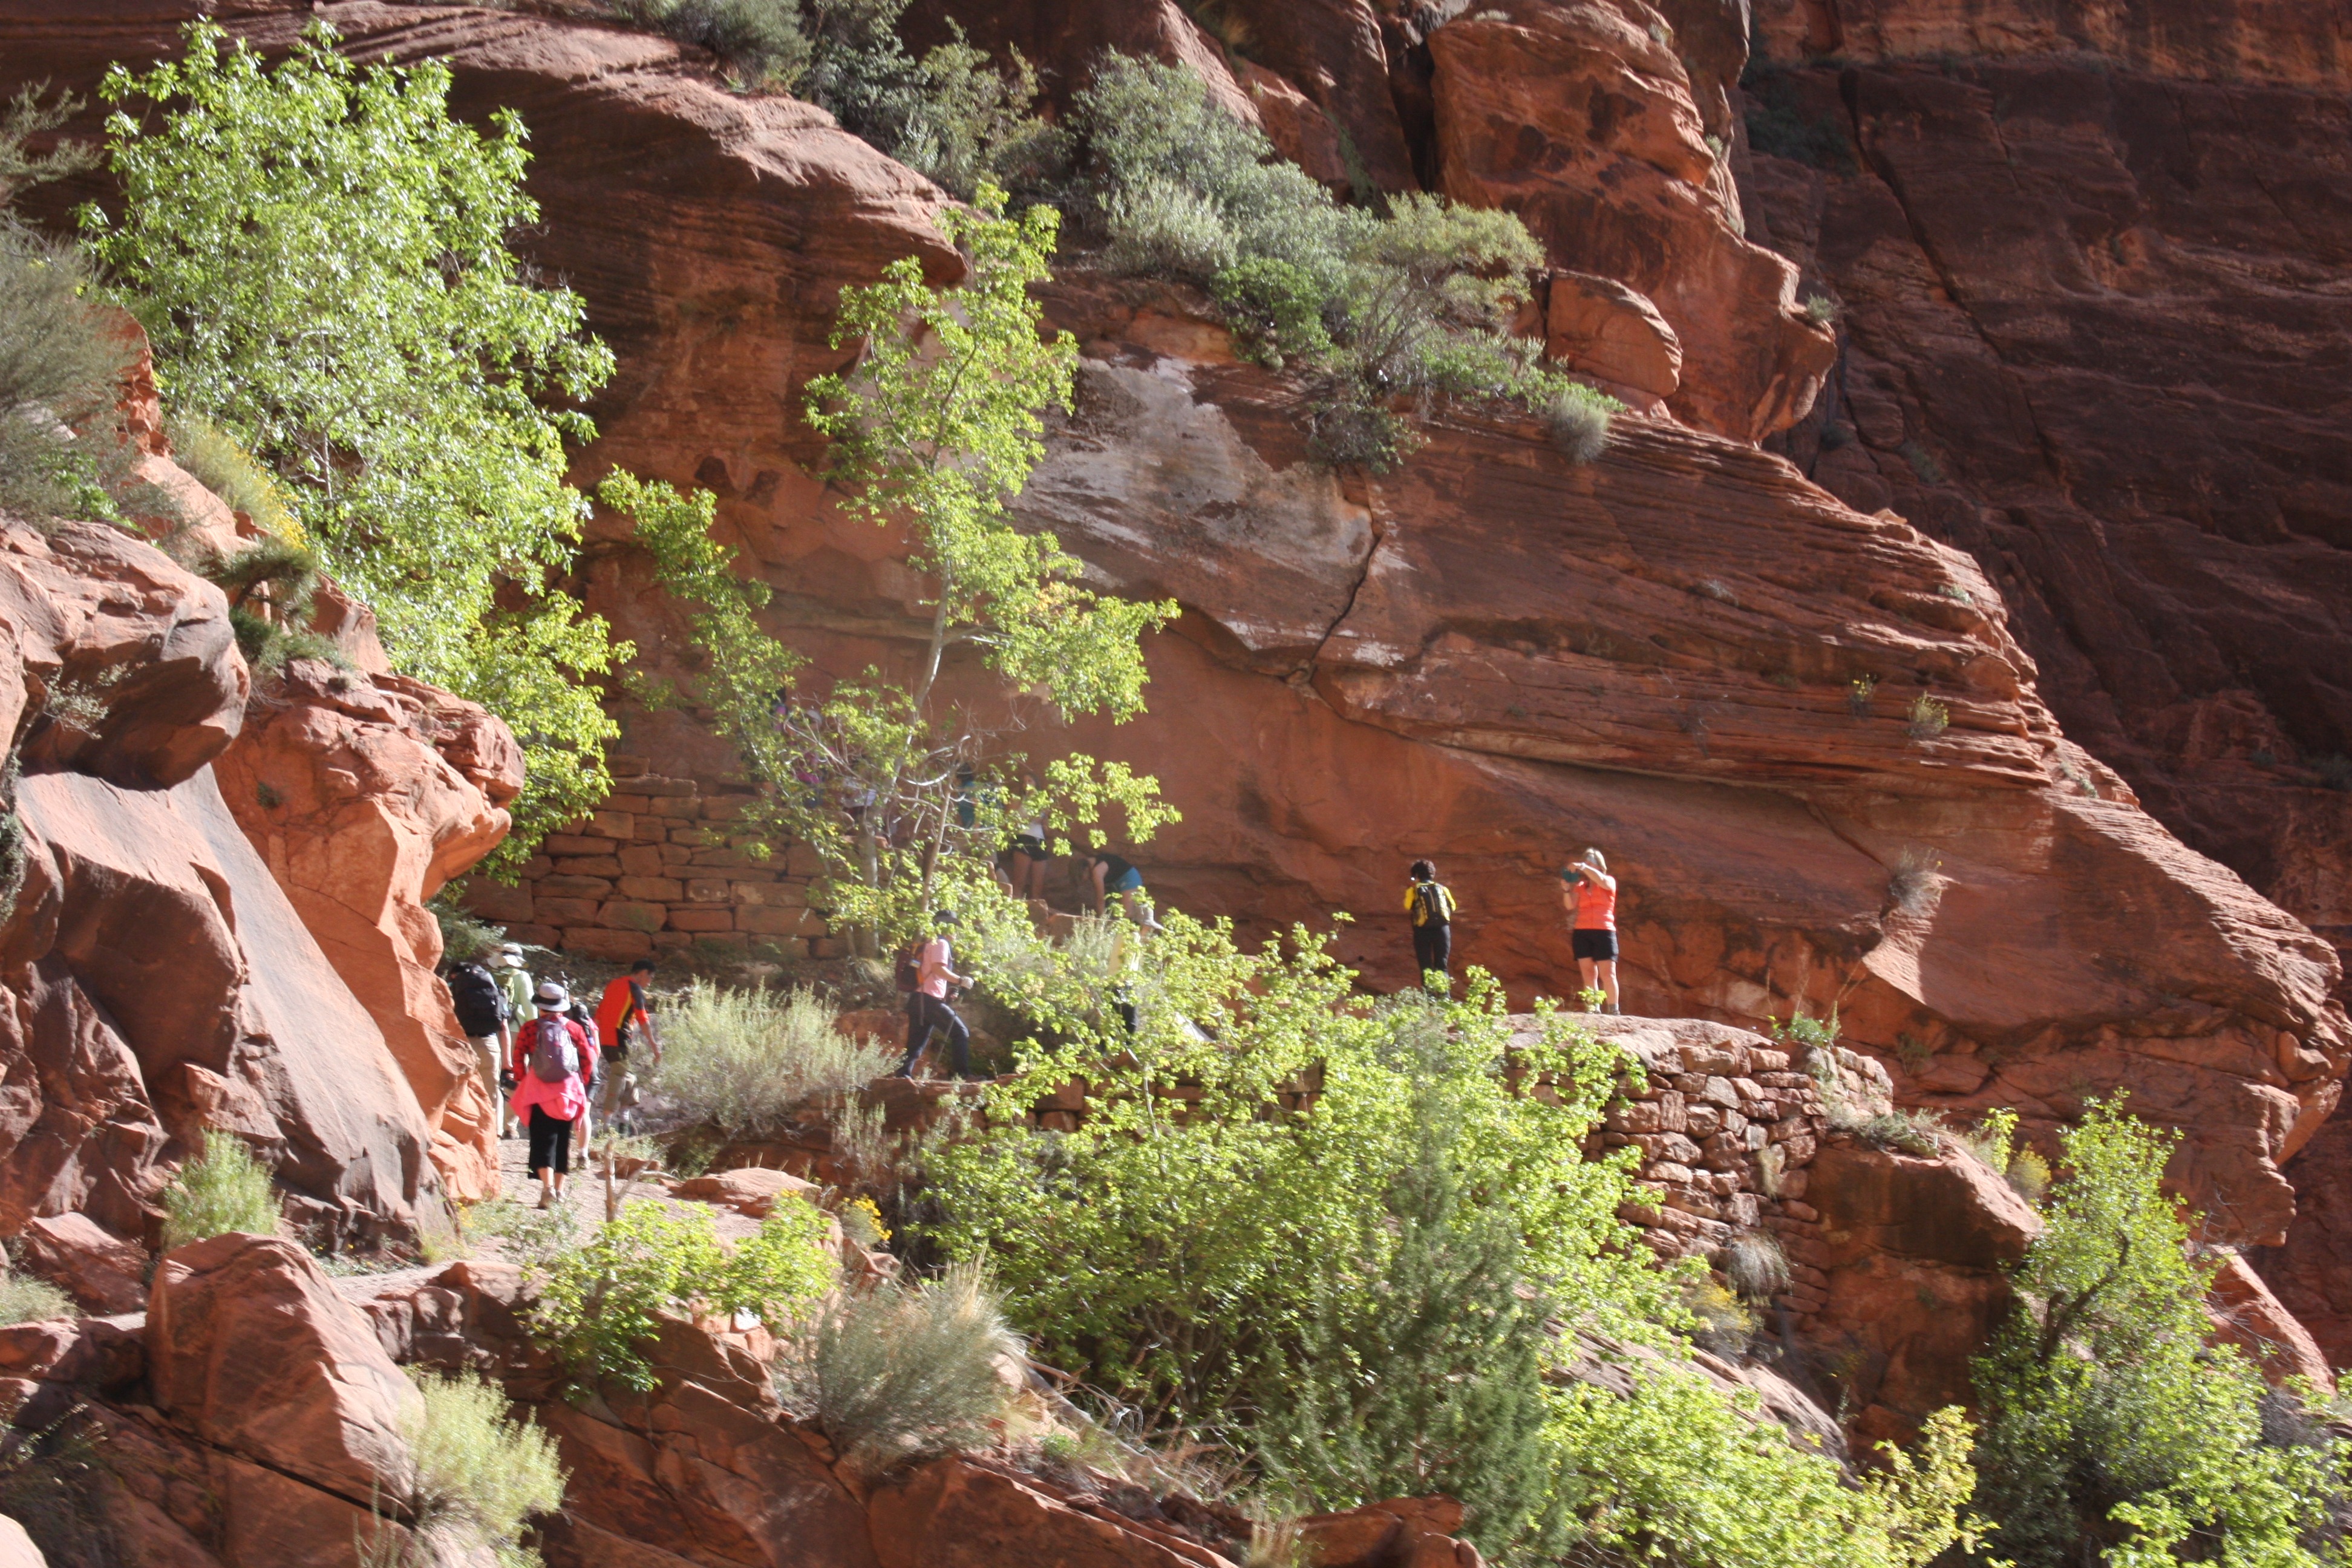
[895, 910, 975, 1081]
[509, 982, 590, 1208]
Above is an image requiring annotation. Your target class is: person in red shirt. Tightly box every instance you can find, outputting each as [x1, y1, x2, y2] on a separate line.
[1561, 847, 1621, 1015]
[593, 959, 662, 1126]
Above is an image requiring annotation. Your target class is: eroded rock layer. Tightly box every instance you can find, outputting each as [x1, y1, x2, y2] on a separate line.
[3, 0, 2345, 1259]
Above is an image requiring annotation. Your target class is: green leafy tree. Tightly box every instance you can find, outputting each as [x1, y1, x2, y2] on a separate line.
[1252, 1071, 1569, 1563]
[607, 189, 1176, 944]
[82, 21, 626, 865]
[1970, 1102, 2347, 1567]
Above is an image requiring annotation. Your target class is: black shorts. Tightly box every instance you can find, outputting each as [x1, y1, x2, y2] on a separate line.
[1572, 928, 1618, 962]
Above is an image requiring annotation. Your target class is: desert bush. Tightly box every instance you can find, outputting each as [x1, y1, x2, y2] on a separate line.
[1906, 694, 1950, 739]
[1683, 1276, 1756, 1357]
[778, 1259, 1021, 1474]
[0, 1270, 70, 1327]
[1546, 385, 1613, 463]
[0, 220, 134, 523]
[1886, 846, 1941, 913]
[160, 1128, 279, 1249]
[1971, 1102, 2348, 1566]
[166, 411, 303, 541]
[605, 0, 1053, 200]
[1070, 57, 1618, 470]
[1721, 1232, 1790, 1302]
[1954, 1107, 2051, 1205]
[0, 1408, 117, 1568]
[656, 983, 895, 1138]
[534, 1199, 834, 1390]
[365, 1371, 565, 1568]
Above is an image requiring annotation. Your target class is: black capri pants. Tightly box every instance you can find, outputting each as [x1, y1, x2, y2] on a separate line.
[528, 1106, 574, 1175]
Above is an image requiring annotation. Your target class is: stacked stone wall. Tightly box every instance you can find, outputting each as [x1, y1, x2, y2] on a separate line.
[1576, 1017, 1897, 1324]
[462, 756, 846, 963]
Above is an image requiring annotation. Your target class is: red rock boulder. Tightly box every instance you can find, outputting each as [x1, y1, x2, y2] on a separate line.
[146, 1233, 420, 1503]
[216, 660, 522, 1202]
[18, 1212, 145, 1316]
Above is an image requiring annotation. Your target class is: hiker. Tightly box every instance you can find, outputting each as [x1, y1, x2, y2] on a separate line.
[896, 910, 975, 1082]
[492, 942, 535, 1024]
[1402, 859, 1457, 993]
[511, 982, 590, 1208]
[594, 959, 662, 1129]
[1082, 850, 1160, 931]
[563, 985, 603, 1148]
[1561, 848, 1621, 1014]
[445, 952, 516, 1138]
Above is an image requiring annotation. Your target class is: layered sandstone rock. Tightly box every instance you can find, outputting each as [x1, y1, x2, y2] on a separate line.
[216, 661, 523, 1201]
[0, 517, 437, 1247]
[1428, 1, 1836, 439]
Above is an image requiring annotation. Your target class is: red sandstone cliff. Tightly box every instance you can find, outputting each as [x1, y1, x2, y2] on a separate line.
[6, 0, 2334, 1244]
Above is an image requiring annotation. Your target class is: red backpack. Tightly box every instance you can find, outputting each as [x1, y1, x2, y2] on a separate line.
[893, 941, 923, 993]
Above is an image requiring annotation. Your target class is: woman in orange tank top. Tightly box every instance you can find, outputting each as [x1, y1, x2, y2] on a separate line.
[1561, 846, 1621, 1014]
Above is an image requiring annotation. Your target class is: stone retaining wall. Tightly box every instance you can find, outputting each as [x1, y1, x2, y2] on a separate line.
[1573, 1016, 1896, 1324]
[460, 757, 845, 964]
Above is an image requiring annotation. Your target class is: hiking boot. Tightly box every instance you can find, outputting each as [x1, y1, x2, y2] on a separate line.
[536, 1187, 556, 1210]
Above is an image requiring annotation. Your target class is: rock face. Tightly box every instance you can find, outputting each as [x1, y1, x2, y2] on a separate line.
[0, 517, 438, 1247]
[216, 661, 523, 1201]
[1428, 1, 1837, 439]
[7, 0, 2345, 1273]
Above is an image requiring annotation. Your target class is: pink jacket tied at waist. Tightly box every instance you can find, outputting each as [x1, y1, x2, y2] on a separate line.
[510, 1018, 589, 1122]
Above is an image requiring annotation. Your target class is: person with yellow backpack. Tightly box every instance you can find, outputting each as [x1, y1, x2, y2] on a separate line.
[1403, 860, 1457, 993]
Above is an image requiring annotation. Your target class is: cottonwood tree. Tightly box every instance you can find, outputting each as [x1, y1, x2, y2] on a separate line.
[84, 20, 624, 865]
[610, 187, 1175, 946]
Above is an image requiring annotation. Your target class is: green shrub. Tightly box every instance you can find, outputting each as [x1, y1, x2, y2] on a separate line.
[364, 1371, 565, 1568]
[166, 411, 303, 541]
[656, 983, 897, 1138]
[1970, 1102, 2348, 1566]
[1551, 1370, 1979, 1568]
[533, 1200, 833, 1390]
[1070, 57, 1618, 471]
[1249, 1082, 1569, 1563]
[778, 1259, 1021, 1475]
[161, 1129, 279, 1249]
[430, 893, 505, 965]
[0, 1270, 71, 1326]
[605, 0, 1054, 200]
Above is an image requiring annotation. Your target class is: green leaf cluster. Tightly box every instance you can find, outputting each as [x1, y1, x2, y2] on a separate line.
[1970, 1102, 2348, 1567]
[1070, 57, 1621, 469]
[82, 21, 626, 864]
[531, 1199, 835, 1391]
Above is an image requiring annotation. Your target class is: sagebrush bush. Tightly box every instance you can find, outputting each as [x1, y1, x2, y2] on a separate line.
[373, 1371, 564, 1568]
[0, 1270, 71, 1326]
[656, 983, 895, 1137]
[161, 1128, 279, 1249]
[1886, 845, 1941, 913]
[780, 1261, 1021, 1475]
[1070, 57, 1619, 470]
[1721, 1232, 1789, 1302]
[430, 892, 505, 964]
[0, 220, 134, 523]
